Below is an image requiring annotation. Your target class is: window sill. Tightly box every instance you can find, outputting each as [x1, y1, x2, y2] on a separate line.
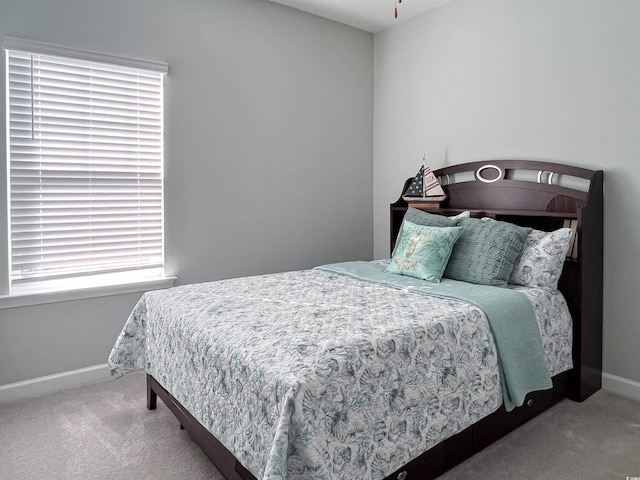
[0, 275, 176, 310]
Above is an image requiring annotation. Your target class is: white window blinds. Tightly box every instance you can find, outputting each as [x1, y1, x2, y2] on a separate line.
[6, 41, 167, 286]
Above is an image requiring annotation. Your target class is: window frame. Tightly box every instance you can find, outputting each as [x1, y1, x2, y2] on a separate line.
[1, 36, 174, 309]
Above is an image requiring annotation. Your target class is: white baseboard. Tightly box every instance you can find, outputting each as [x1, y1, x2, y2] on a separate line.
[602, 372, 640, 402]
[0, 363, 112, 405]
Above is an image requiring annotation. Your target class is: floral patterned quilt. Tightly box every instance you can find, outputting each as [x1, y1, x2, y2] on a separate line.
[108, 263, 572, 480]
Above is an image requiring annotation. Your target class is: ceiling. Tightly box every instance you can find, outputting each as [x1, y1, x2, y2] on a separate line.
[269, 0, 451, 33]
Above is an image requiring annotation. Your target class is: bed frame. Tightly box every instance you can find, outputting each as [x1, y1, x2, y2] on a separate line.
[147, 159, 603, 480]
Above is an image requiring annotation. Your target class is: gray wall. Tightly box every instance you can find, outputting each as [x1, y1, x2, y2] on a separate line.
[0, 0, 374, 385]
[373, 0, 640, 383]
[5, 0, 637, 390]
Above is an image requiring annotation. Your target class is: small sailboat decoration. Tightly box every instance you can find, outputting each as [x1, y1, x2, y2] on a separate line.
[403, 155, 447, 205]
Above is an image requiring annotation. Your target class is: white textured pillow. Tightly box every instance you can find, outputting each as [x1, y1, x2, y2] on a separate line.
[449, 211, 470, 220]
[509, 228, 573, 290]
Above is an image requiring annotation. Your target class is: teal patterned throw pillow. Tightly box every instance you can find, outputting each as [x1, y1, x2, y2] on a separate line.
[386, 220, 463, 283]
[444, 217, 532, 287]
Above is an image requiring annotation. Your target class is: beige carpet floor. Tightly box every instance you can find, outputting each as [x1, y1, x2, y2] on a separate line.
[0, 372, 638, 480]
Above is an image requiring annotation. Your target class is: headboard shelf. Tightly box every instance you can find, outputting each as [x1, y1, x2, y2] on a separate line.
[401, 207, 579, 218]
[390, 159, 603, 403]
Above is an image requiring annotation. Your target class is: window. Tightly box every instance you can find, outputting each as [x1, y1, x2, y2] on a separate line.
[3, 37, 171, 302]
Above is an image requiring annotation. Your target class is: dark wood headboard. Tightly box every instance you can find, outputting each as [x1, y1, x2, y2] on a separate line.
[390, 159, 603, 402]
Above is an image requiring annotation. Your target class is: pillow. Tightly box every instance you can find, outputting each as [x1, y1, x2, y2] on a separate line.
[403, 207, 455, 228]
[509, 227, 573, 290]
[443, 217, 532, 287]
[449, 211, 471, 221]
[386, 221, 463, 283]
[392, 208, 459, 257]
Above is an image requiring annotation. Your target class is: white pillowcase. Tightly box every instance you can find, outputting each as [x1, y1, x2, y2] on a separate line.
[449, 211, 470, 220]
[509, 227, 573, 290]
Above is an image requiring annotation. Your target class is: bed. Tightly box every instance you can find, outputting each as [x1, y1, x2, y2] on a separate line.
[109, 159, 603, 480]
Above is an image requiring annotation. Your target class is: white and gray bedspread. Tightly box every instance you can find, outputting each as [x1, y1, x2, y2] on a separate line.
[108, 262, 572, 480]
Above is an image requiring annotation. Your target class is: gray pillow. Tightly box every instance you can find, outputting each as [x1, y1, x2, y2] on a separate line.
[403, 207, 454, 227]
[444, 217, 532, 287]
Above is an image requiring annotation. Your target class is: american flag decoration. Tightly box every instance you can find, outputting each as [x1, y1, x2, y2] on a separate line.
[422, 160, 445, 197]
[403, 156, 446, 200]
[405, 166, 426, 196]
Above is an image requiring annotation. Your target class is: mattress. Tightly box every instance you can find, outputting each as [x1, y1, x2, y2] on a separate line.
[109, 263, 572, 480]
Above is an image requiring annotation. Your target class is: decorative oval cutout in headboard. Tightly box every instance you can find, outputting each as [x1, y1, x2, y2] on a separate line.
[475, 165, 504, 183]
